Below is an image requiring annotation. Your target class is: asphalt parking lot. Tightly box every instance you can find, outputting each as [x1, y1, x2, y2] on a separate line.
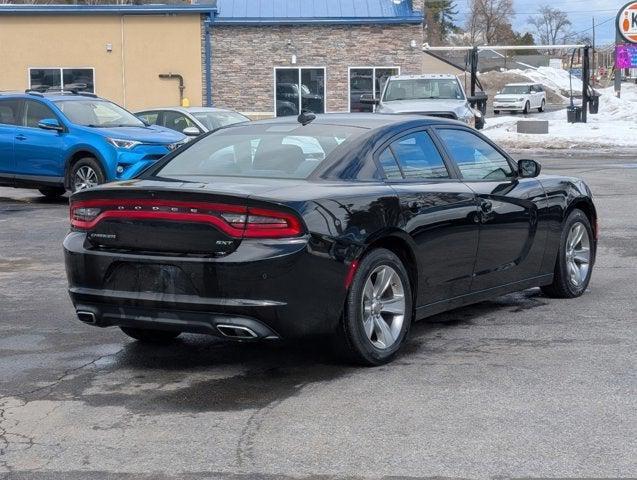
[1, 151, 636, 479]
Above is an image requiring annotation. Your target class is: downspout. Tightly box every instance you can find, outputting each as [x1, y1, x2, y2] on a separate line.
[203, 12, 214, 107]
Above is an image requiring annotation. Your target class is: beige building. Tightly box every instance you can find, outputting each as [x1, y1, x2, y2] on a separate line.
[0, 5, 208, 112]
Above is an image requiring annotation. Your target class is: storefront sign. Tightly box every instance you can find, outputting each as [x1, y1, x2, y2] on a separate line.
[616, 43, 637, 68]
[618, 1, 637, 43]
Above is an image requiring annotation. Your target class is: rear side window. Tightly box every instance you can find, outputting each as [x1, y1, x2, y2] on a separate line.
[24, 100, 57, 128]
[437, 128, 514, 181]
[0, 99, 22, 126]
[380, 131, 449, 180]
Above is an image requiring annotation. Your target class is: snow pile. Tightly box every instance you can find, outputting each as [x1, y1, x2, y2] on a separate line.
[506, 66, 584, 94]
[482, 83, 637, 150]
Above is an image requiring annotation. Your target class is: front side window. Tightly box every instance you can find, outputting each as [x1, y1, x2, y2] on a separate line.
[275, 68, 325, 117]
[349, 67, 399, 112]
[55, 100, 143, 128]
[437, 128, 514, 181]
[383, 78, 464, 102]
[155, 124, 364, 180]
[24, 100, 57, 128]
[0, 99, 22, 126]
[383, 132, 449, 180]
[29, 68, 94, 93]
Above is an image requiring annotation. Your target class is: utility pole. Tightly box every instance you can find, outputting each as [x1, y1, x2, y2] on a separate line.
[591, 17, 597, 86]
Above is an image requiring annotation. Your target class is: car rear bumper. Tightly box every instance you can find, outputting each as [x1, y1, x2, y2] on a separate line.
[63, 231, 348, 339]
[493, 102, 525, 110]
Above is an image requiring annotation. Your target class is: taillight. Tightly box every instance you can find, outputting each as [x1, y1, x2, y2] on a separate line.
[69, 199, 303, 239]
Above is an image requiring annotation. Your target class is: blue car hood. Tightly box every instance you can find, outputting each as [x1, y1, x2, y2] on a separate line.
[91, 125, 185, 144]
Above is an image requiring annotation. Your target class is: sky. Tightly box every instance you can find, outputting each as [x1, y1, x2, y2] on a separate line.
[454, 0, 625, 45]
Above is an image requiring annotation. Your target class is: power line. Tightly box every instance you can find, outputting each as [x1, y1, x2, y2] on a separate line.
[562, 16, 615, 39]
[454, 9, 618, 16]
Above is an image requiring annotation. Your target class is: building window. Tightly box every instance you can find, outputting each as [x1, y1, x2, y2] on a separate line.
[275, 67, 325, 117]
[29, 68, 95, 93]
[349, 67, 399, 112]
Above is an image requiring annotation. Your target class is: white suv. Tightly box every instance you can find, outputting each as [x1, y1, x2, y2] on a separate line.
[493, 83, 546, 114]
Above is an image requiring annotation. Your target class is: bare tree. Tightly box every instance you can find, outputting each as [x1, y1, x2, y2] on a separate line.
[465, 0, 515, 45]
[528, 5, 572, 46]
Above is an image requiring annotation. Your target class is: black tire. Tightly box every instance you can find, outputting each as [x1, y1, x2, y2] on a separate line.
[120, 327, 181, 343]
[493, 110, 500, 115]
[541, 209, 595, 299]
[38, 187, 66, 198]
[538, 99, 546, 112]
[68, 157, 106, 193]
[523, 101, 530, 114]
[338, 248, 413, 366]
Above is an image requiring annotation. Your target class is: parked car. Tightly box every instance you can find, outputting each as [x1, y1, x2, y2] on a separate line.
[493, 83, 546, 114]
[64, 113, 597, 365]
[135, 106, 249, 137]
[0, 91, 187, 198]
[276, 83, 324, 116]
[364, 74, 485, 129]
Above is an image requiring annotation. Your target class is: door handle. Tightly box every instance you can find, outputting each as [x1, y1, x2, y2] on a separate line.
[480, 200, 493, 213]
[409, 201, 424, 213]
[15, 134, 27, 141]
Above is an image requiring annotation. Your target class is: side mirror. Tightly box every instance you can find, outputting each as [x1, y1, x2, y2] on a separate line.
[518, 159, 541, 178]
[360, 94, 379, 105]
[182, 126, 200, 137]
[38, 118, 63, 132]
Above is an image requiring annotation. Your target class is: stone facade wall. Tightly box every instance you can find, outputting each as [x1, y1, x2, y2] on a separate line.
[207, 23, 424, 115]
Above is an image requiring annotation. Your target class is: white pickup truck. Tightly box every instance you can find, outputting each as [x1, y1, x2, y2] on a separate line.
[362, 74, 485, 129]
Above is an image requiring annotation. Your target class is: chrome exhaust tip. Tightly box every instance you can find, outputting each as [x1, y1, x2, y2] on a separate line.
[216, 324, 259, 339]
[77, 311, 97, 324]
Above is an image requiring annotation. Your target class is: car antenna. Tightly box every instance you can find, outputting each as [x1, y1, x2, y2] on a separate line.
[297, 109, 316, 126]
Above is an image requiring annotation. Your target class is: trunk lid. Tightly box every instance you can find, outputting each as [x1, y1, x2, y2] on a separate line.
[70, 181, 304, 255]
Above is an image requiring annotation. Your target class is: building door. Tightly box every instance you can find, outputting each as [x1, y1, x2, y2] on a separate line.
[349, 67, 399, 112]
[275, 68, 325, 117]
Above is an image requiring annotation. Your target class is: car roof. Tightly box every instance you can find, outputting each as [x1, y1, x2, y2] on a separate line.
[136, 106, 240, 114]
[389, 74, 458, 80]
[0, 92, 104, 102]
[504, 83, 539, 86]
[234, 113, 464, 130]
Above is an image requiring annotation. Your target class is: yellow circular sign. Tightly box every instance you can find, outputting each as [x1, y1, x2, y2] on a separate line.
[619, 1, 637, 43]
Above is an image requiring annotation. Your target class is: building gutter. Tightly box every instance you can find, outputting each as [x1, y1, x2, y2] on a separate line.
[213, 16, 423, 26]
[203, 12, 214, 107]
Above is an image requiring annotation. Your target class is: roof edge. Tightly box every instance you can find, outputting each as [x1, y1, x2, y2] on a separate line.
[213, 15, 423, 26]
[0, 4, 217, 15]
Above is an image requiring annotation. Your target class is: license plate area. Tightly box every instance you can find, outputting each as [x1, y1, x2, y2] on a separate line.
[103, 262, 197, 295]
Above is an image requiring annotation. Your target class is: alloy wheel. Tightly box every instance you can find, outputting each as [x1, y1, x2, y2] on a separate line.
[565, 222, 591, 288]
[74, 165, 99, 191]
[361, 265, 406, 349]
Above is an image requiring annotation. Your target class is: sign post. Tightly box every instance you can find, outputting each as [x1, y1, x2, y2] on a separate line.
[615, 1, 637, 97]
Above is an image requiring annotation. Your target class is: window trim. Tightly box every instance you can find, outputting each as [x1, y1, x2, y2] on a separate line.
[431, 125, 518, 182]
[273, 66, 327, 117]
[347, 66, 401, 113]
[21, 99, 64, 131]
[27, 67, 96, 94]
[373, 127, 460, 184]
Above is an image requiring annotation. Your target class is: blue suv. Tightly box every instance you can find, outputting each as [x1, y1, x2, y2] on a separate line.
[0, 91, 187, 198]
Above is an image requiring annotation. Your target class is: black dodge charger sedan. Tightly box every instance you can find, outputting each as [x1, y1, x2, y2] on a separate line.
[64, 113, 597, 365]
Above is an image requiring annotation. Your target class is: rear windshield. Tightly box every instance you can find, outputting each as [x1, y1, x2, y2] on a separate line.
[156, 123, 365, 180]
[192, 111, 249, 130]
